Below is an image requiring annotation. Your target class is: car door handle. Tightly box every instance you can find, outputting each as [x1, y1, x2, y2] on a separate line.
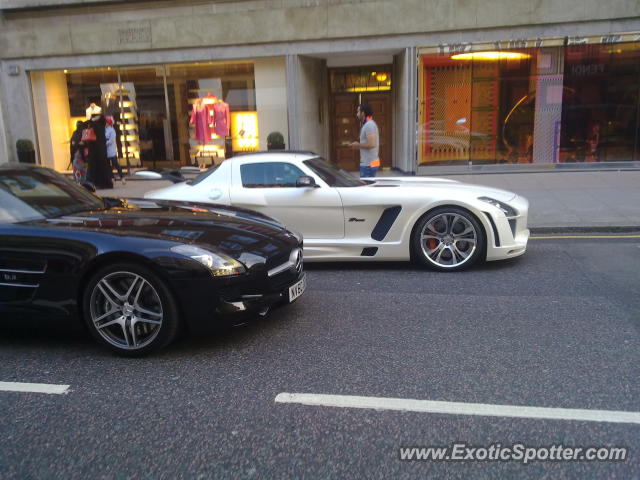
[208, 188, 223, 200]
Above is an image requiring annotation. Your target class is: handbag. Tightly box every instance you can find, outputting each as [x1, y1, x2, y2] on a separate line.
[81, 127, 96, 142]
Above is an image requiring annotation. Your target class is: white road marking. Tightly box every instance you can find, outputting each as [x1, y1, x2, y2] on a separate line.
[275, 393, 640, 425]
[0, 381, 69, 395]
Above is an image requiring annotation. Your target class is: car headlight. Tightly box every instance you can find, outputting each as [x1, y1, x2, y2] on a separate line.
[478, 197, 517, 217]
[170, 245, 246, 276]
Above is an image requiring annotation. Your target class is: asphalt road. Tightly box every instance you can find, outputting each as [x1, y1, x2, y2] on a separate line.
[0, 237, 639, 479]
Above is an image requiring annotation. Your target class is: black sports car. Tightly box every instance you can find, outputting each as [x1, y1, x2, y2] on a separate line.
[0, 165, 306, 355]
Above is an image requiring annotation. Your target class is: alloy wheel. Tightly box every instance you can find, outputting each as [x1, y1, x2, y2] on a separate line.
[89, 271, 164, 351]
[419, 213, 478, 269]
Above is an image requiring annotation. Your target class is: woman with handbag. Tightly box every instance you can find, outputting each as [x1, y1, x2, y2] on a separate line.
[85, 113, 113, 189]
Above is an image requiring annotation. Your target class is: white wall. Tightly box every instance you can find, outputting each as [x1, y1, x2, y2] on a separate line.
[296, 56, 328, 158]
[393, 48, 417, 173]
[254, 57, 289, 151]
[31, 71, 72, 170]
[0, 66, 37, 164]
[0, 80, 8, 163]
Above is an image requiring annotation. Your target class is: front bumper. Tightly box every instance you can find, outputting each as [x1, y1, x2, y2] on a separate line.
[484, 195, 530, 261]
[171, 265, 306, 333]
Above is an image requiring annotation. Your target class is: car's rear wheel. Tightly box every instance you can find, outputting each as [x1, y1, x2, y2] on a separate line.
[83, 263, 179, 356]
[412, 207, 484, 271]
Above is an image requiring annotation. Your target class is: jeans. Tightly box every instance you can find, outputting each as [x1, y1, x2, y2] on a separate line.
[359, 165, 379, 178]
[108, 156, 123, 179]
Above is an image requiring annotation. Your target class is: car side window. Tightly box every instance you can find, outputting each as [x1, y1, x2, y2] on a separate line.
[240, 162, 306, 188]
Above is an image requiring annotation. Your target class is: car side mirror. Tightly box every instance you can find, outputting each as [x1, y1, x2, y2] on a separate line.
[296, 175, 318, 188]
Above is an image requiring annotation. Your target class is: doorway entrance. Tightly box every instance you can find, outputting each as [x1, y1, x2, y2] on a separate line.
[329, 67, 393, 172]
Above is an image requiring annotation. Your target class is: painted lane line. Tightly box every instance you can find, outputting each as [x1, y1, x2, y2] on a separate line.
[531, 235, 640, 240]
[275, 393, 640, 425]
[0, 381, 69, 395]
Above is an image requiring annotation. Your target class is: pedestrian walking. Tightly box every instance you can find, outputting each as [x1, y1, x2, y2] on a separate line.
[351, 103, 380, 177]
[105, 116, 125, 184]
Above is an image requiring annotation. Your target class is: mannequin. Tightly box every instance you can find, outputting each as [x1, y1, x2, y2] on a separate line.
[85, 102, 102, 120]
[213, 97, 230, 137]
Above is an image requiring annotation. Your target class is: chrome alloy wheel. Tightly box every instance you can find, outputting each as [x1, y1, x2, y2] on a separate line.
[420, 213, 478, 268]
[89, 271, 163, 351]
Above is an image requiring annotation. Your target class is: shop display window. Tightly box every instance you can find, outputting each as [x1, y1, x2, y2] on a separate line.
[418, 41, 640, 166]
[418, 49, 538, 166]
[165, 61, 256, 167]
[560, 42, 640, 163]
[29, 60, 273, 172]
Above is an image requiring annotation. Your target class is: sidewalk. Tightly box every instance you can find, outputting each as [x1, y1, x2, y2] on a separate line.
[96, 170, 640, 233]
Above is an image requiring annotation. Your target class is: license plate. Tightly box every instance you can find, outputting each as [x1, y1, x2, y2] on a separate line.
[288, 274, 306, 303]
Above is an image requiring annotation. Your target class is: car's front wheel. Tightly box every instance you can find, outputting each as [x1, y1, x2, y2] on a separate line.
[412, 207, 484, 271]
[83, 263, 180, 356]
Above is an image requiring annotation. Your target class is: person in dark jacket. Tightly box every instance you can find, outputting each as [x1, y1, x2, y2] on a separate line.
[70, 120, 87, 184]
[85, 114, 113, 189]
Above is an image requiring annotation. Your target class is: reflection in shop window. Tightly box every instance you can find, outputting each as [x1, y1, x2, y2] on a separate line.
[418, 41, 640, 166]
[561, 42, 640, 163]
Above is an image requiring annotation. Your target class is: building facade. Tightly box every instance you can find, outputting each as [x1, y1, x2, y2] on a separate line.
[1, 0, 639, 174]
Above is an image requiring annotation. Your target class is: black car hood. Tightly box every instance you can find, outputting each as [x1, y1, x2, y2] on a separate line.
[34, 198, 298, 262]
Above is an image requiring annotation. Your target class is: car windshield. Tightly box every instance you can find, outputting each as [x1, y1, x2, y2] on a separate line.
[303, 157, 366, 187]
[187, 164, 221, 186]
[0, 168, 105, 223]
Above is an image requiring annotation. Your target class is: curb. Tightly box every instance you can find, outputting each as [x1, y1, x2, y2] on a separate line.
[530, 226, 640, 235]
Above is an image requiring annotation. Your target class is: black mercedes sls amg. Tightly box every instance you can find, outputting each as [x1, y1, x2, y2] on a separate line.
[0, 165, 306, 355]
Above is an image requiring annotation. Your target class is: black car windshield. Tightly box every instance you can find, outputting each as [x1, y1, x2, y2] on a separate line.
[303, 157, 366, 187]
[0, 168, 105, 223]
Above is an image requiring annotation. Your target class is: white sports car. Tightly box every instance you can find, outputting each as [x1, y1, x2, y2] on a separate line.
[142, 152, 529, 271]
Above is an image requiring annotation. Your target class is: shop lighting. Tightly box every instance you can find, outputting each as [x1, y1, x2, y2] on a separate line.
[451, 51, 531, 61]
[346, 86, 392, 92]
[375, 73, 388, 82]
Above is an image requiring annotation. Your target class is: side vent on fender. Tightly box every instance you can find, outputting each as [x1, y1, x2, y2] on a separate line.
[371, 206, 402, 241]
[483, 212, 501, 247]
[361, 247, 378, 257]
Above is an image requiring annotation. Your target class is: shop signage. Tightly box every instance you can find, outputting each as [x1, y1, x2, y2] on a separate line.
[437, 43, 472, 55]
[567, 36, 589, 45]
[118, 26, 151, 44]
[493, 38, 545, 50]
[600, 35, 623, 44]
[570, 63, 605, 76]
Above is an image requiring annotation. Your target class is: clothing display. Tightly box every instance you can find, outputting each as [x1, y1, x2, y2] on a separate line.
[189, 96, 215, 143]
[213, 100, 230, 137]
[85, 103, 102, 119]
[189, 92, 230, 166]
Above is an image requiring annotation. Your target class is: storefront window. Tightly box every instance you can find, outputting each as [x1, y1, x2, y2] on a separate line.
[330, 68, 392, 93]
[418, 40, 640, 167]
[561, 42, 640, 162]
[117, 66, 170, 168]
[30, 59, 288, 173]
[419, 49, 539, 166]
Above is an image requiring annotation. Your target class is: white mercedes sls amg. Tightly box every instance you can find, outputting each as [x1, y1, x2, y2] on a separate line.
[142, 152, 529, 271]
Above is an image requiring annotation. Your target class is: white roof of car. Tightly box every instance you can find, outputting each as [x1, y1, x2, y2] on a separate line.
[233, 151, 318, 163]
